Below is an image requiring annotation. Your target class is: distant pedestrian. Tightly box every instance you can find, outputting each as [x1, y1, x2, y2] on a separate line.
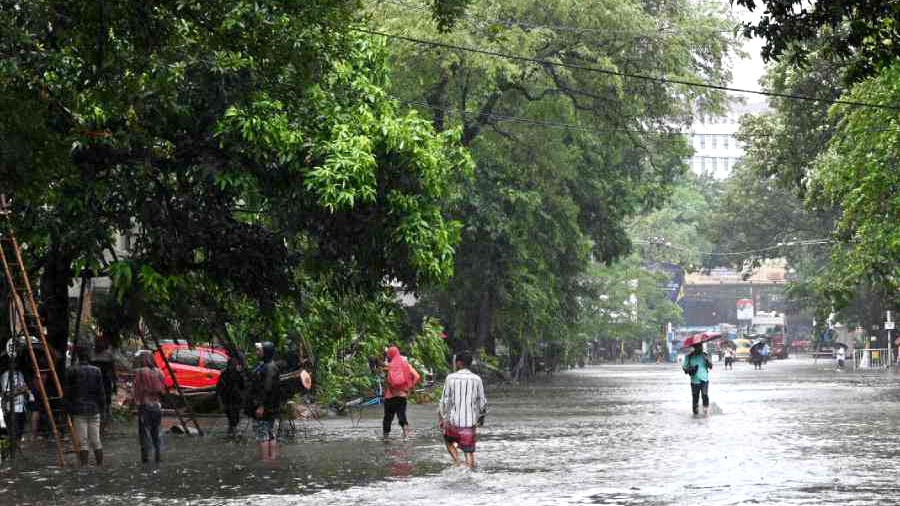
[132, 351, 166, 463]
[682, 343, 712, 416]
[723, 348, 735, 370]
[1, 368, 33, 442]
[751, 347, 763, 370]
[438, 351, 488, 468]
[247, 342, 281, 460]
[835, 346, 846, 369]
[383, 346, 421, 438]
[65, 347, 106, 466]
[217, 352, 246, 438]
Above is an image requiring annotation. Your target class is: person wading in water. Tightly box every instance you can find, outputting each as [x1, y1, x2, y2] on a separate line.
[247, 342, 281, 461]
[132, 351, 166, 463]
[65, 347, 107, 466]
[682, 343, 712, 416]
[383, 345, 420, 439]
[438, 351, 488, 468]
[217, 352, 246, 438]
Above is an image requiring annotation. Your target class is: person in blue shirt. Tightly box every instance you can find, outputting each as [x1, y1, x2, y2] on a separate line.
[682, 343, 712, 416]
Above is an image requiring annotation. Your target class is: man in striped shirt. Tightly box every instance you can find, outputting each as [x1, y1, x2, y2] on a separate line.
[438, 351, 487, 468]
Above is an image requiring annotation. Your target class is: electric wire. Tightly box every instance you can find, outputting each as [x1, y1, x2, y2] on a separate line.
[396, 97, 695, 137]
[355, 28, 900, 112]
[633, 238, 833, 257]
[394, 98, 900, 140]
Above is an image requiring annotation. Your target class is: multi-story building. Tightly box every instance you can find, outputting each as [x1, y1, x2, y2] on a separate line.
[688, 100, 768, 179]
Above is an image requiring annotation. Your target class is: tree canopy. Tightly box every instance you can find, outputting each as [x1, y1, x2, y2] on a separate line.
[0, 0, 471, 398]
[734, 0, 900, 82]
[370, 0, 735, 364]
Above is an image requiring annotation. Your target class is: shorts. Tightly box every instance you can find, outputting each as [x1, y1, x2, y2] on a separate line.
[73, 413, 102, 451]
[254, 419, 276, 442]
[443, 425, 476, 453]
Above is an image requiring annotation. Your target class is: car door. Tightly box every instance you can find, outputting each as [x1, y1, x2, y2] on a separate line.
[168, 348, 205, 388]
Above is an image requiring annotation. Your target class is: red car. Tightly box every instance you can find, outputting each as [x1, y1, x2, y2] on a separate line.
[153, 343, 229, 389]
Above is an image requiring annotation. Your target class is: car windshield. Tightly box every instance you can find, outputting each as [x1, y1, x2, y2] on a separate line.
[204, 352, 228, 371]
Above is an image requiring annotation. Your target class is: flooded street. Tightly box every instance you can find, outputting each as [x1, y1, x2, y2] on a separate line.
[4, 357, 900, 505]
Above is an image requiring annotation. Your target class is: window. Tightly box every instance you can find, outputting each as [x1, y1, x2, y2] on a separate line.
[699, 135, 706, 149]
[711, 136, 717, 149]
[712, 157, 718, 171]
[723, 137, 729, 150]
[701, 157, 706, 171]
[170, 349, 200, 367]
[204, 352, 228, 371]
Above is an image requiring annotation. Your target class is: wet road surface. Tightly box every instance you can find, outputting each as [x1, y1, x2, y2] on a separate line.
[4, 357, 900, 505]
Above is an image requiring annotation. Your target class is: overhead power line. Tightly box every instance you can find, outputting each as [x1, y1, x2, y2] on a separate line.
[397, 97, 693, 137]
[634, 238, 833, 257]
[396, 98, 900, 141]
[355, 28, 900, 112]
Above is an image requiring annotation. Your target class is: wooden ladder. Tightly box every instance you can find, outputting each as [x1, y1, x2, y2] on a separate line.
[0, 195, 78, 466]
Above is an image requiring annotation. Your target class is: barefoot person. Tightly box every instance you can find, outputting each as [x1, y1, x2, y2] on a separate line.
[248, 342, 281, 461]
[217, 353, 246, 438]
[682, 343, 712, 416]
[438, 351, 487, 468]
[383, 346, 420, 439]
[132, 351, 167, 463]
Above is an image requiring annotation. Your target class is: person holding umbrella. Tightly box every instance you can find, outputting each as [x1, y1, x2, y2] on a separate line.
[682, 333, 715, 416]
[749, 341, 764, 370]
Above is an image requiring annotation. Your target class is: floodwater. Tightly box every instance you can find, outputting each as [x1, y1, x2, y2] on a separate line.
[4, 357, 900, 505]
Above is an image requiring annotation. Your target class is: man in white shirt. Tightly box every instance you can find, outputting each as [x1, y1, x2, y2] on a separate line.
[1, 369, 34, 441]
[438, 351, 487, 468]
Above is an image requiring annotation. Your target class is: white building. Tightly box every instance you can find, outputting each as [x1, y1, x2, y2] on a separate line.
[688, 100, 768, 179]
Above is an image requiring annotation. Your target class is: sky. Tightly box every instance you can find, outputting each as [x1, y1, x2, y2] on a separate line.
[724, 1, 767, 94]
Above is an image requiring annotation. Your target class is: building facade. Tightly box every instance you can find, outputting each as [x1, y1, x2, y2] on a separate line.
[688, 100, 768, 179]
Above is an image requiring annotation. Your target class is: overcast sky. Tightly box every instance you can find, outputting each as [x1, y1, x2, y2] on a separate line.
[725, 1, 767, 94]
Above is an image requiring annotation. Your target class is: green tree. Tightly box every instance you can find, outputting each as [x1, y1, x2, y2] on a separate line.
[808, 61, 900, 311]
[630, 174, 719, 269]
[0, 1, 469, 389]
[579, 258, 683, 356]
[735, 0, 900, 82]
[372, 0, 736, 365]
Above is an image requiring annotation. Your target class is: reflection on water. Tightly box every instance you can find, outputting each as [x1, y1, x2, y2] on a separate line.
[4, 359, 900, 505]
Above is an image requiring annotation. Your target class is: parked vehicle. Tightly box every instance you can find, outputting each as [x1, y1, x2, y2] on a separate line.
[751, 312, 788, 359]
[152, 343, 229, 389]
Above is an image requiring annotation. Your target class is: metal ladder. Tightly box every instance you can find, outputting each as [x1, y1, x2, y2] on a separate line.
[0, 194, 78, 466]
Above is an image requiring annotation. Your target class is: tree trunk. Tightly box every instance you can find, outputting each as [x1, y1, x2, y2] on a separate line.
[39, 236, 73, 370]
[474, 288, 495, 354]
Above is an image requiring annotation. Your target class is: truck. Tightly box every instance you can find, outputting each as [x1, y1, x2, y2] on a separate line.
[749, 312, 788, 359]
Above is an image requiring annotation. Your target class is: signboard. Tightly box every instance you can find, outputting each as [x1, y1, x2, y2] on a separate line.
[736, 299, 754, 320]
[886, 321, 896, 330]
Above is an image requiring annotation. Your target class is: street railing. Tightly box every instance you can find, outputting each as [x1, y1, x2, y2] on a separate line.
[853, 348, 893, 370]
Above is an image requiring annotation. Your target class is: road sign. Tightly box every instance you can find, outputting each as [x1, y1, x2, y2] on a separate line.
[886, 321, 896, 330]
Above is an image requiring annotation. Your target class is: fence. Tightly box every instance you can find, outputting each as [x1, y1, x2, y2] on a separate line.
[853, 348, 893, 370]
